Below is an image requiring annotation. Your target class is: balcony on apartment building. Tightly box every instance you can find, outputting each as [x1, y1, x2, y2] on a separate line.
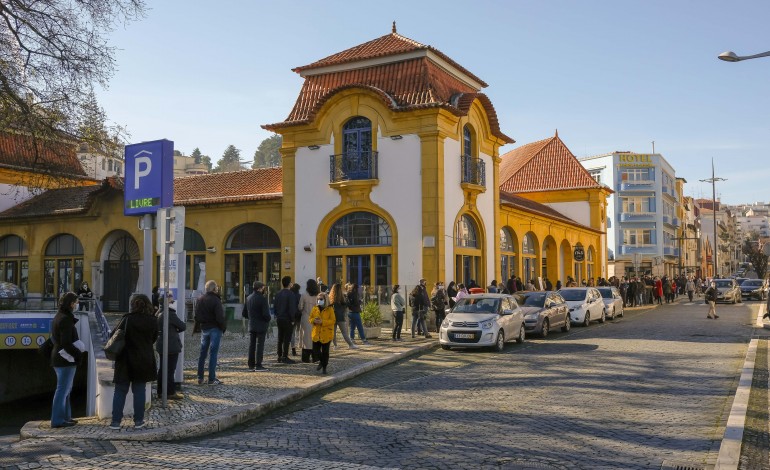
[663, 246, 680, 257]
[619, 180, 655, 191]
[620, 245, 656, 255]
[620, 212, 656, 222]
[329, 151, 379, 183]
[461, 154, 486, 187]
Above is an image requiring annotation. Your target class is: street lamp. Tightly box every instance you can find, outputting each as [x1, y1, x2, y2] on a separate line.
[718, 50, 770, 62]
[700, 159, 727, 278]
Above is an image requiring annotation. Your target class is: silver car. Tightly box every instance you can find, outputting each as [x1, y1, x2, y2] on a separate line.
[597, 287, 624, 320]
[713, 278, 742, 304]
[515, 291, 570, 338]
[439, 294, 525, 352]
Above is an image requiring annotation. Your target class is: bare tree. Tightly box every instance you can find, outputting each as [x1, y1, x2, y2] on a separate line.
[0, 0, 145, 188]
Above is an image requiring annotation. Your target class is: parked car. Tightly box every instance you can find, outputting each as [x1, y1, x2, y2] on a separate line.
[514, 291, 570, 338]
[557, 287, 606, 326]
[597, 287, 624, 320]
[439, 294, 525, 352]
[713, 278, 742, 304]
[739, 279, 769, 301]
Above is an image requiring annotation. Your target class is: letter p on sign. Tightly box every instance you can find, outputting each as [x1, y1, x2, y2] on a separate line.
[134, 151, 152, 189]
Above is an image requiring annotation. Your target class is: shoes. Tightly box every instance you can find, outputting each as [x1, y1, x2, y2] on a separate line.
[167, 393, 183, 400]
[282, 358, 297, 364]
[208, 379, 223, 385]
[134, 421, 146, 429]
[322, 368, 327, 375]
[52, 422, 75, 429]
[276, 357, 284, 363]
[715, 315, 719, 319]
[253, 366, 269, 372]
[292, 348, 297, 356]
[197, 378, 204, 385]
[109, 423, 121, 430]
[349, 344, 359, 349]
[411, 335, 416, 339]
[66, 419, 78, 425]
[396, 338, 403, 342]
[248, 368, 256, 372]
[317, 363, 323, 371]
[707, 316, 714, 319]
[424, 334, 433, 339]
[362, 340, 370, 345]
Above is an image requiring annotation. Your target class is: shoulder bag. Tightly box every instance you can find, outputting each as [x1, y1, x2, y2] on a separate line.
[104, 315, 128, 361]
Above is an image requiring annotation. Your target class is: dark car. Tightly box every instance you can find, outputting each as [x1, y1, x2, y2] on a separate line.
[739, 279, 769, 300]
[514, 291, 570, 338]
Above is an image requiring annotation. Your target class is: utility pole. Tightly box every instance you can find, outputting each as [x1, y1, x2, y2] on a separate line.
[700, 159, 727, 277]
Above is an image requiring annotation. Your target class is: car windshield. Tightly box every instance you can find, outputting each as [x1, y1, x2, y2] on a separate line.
[452, 298, 501, 314]
[598, 288, 614, 299]
[735, 278, 748, 285]
[559, 290, 587, 301]
[514, 292, 546, 307]
[714, 280, 733, 288]
[742, 280, 763, 287]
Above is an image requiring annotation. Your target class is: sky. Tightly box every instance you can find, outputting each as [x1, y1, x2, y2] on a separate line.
[97, 0, 770, 206]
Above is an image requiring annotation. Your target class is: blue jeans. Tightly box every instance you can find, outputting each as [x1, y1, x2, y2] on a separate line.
[51, 366, 76, 426]
[198, 327, 222, 382]
[111, 381, 146, 425]
[348, 311, 366, 341]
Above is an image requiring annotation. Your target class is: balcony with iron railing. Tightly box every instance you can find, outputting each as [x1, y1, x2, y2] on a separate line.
[329, 151, 378, 183]
[620, 245, 656, 255]
[461, 155, 486, 187]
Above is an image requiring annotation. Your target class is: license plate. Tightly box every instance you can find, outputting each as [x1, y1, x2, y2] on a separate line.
[454, 333, 475, 339]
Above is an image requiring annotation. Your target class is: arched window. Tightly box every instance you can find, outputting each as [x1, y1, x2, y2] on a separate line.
[522, 233, 538, 285]
[500, 227, 517, 282]
[455, 215, 478, 248]
[522, 233, 536, 255]
[334, 116, 375, 181]
[185, 228, 206, 291]
[325, 211, 393, 288]
[463, 125, 473, 157]
[587, 246, 596, 282]
[224, 223, 281, 303]
[0, 235, 29, 293]
[328, 212, 391, 247]
[44, 234, 84, 299]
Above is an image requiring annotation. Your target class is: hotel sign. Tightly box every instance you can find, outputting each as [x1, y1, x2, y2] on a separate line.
[618, 154, 654, 168]
[124, 139, 174, 216]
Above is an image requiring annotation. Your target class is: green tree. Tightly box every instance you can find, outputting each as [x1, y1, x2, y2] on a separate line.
[191, 148, 203, 164]
[743, 232, 769, 280]
[201, 155, 213, 172]
[173, 150, 183, 156]
[252, 134, 282, 168]
[214, 145, 243, 173]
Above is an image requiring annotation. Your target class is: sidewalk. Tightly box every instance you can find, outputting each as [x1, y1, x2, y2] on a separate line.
[20, 326, 436, 442]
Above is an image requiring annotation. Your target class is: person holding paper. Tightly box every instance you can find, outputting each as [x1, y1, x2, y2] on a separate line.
[50, 292, 82, 428]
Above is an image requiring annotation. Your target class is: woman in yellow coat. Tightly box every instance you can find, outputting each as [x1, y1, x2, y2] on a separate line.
[310, 292, 336, 374]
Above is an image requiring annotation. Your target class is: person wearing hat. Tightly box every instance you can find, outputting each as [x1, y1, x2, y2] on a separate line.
[245, 281, 272, 371]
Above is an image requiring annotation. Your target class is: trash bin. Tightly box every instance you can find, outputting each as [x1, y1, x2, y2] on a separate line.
[225, 306, 235, 321]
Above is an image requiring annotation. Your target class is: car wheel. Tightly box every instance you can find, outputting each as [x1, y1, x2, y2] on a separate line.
[441, 345, 451, 350]
[599, 308, 606, 323]
[582, 312, 590, 327]
[541, 319, 549, 338]
[732, 296, 736, 305]
[561, 317, 571, 332]
[610, 307, 616, 320]
[493, 330, 505, 352]
[516, 324, 525, 343]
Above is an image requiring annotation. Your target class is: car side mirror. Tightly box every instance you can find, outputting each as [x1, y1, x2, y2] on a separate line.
[502, 309, 513, 316]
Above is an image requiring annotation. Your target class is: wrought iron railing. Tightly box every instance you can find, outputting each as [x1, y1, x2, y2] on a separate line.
[329, 151, 378, 182]
[461, 155, 486, 186]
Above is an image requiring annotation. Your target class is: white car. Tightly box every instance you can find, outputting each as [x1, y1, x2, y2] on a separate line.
[558, 287, 606, 326]
[439, 294, 525, 352]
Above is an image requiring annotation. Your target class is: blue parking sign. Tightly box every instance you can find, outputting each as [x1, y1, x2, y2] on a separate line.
[124, 139, 174, 216]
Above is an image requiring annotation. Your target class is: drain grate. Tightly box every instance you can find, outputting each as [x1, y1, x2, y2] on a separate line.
[660, 460, 711, 470]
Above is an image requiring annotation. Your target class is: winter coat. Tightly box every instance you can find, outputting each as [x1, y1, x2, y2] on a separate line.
[346, 289, 362, 313]
[50, 308, 81, 367]
[155, 308, 186, 355]
[273, 288, 298, 323]
[390, 292, 405, 312]
[246, 291, 272, 334]
[195, 291, 226, 332]
[309, 305, 336, 343]
[113, 311, 159, 384]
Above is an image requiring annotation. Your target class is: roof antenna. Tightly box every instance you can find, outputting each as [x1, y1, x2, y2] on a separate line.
[555, 129, 558, 138]
[392, 21, 397, 33]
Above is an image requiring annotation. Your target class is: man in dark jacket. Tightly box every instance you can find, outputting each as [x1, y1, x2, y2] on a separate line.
[273, 275, 297, 364]
[195, 280, 226, 385]
[246, 281, 272, 371]
[156, 297, 186, 398]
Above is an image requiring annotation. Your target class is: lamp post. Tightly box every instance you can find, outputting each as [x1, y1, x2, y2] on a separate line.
[700, 159, 727, 278]
[718, 50, 770, 62]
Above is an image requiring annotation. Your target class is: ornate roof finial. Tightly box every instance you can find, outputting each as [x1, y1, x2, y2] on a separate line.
[392, 21, 397, 34]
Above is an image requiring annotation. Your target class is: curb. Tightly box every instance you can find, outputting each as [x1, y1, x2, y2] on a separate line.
[20, 341, 438, 442]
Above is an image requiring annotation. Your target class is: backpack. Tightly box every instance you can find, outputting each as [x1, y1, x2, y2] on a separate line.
[408, 294, 414, 308]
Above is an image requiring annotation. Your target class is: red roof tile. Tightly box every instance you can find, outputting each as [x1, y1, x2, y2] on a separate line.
[500, 191, 600, 234]
[0, 178, 121, 219]
[173, 167, 282, 206]
[499, 133, 602, 193]
[0, 131, 87, 178]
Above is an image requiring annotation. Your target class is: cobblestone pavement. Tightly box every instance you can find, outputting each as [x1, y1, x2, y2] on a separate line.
[739, 337, 769, 469]
[1, 298, 761, 469]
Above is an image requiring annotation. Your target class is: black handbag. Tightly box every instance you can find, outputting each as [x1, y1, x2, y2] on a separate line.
[38, 337, 54, 360]
[104, 316, 128, 360]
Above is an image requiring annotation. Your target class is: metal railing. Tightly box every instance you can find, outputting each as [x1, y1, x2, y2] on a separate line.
[329, 151, 378, 182]
[461, 155, 486, 187]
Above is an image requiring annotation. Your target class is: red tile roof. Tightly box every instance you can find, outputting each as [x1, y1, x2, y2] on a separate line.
[264, 32, 513, 143]
[499, 133, 602, 193]
[0, 178, 122, 219]
[174, 167, 282, 206]
[500, 191, 601, 233]
[0, 131, 87, 178]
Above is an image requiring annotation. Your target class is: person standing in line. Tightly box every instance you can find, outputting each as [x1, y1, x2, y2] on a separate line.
[430, 282, 449, 333]
[686, 277, 696, 302]
[410, 280, 431, 339]
[487, 280, 498, 293]
[289, 283, 302, 357]
[297, 279, 319, 363]
[273, 276, 298, 364]
[50, 292, 81, 428]
[390, 285, 405, 341]
[705, 281, 719, 319]
[245, 281, 271, 371]
[195, 280, 226, 385]
[76, 281, 93, 311]
[309, 292, 335, 374]
[110, 294, 158, 430]
[329, 282, 356, 349]
[446, 281, 458, 309]
[346, 282, 368, 345]
[156, 294, 186, 399]
[151, 286, 160, 312]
